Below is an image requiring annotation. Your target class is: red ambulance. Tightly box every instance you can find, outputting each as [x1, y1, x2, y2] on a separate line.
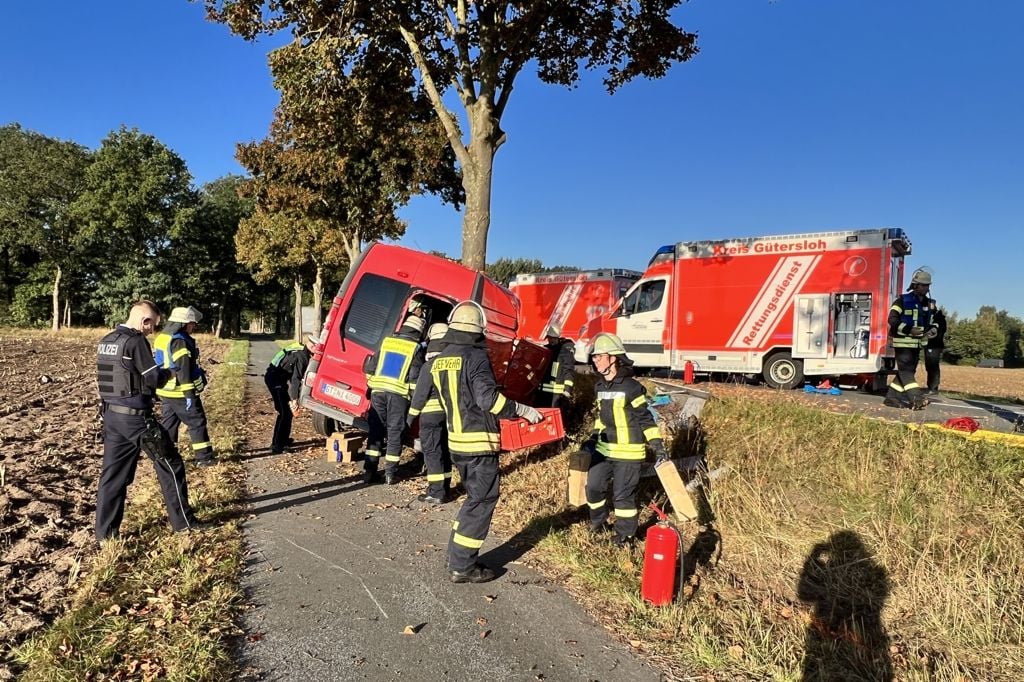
[576, 228, 912, 389]
[300, 243, 551, 434]
[509, 269, 641, 342]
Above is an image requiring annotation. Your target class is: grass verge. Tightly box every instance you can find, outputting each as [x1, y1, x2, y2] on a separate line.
[11, 338, 251, 681]
[495, 382, 1024, 680]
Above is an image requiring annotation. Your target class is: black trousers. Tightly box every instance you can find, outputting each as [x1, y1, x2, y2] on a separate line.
[96, 411, 195, 540]
[885, 347, 925, 407]
[924, 348, 942, 391]
[419, 412, 451, 497]
[160, 396, 213, 460]
[585, 451, 642, 539]
[266, 377, 292, 452]
[365, 391, 409, 474]
[448, 453, 499, 572]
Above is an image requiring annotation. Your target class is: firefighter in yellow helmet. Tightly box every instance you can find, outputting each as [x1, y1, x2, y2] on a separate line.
[363, 313, 426, 485]
[407, 322, 453, 504]
[884, 269, 936, 410]
[432, 301, 543, 583]
[153, 306, 215, 466]
[584, 332, 667, 547]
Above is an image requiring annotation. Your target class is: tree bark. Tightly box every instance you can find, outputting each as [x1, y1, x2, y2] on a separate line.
[51, 265, 62, 331]
[293, 275, 303, 342]
[460, 100, 500, 272]
[312, 265, 324, 336]
[343, 231, 361, 266]
[63, 296, 71, 328]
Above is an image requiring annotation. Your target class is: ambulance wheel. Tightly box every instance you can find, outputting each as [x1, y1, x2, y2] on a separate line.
[311, 411, 338, 437]
[763, 352, 804, 390]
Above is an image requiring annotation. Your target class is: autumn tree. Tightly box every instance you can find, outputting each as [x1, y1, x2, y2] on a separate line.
[201, 0, 699, 270]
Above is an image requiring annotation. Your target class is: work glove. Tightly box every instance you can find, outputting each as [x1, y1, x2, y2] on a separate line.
[185, 397, 194, 412]
[909, 326, 925, 338]
[289, 399, 300, 415]
[925, 327, 939, 339]
[194, 372, 207, 393]
[514, 402, 543, 424]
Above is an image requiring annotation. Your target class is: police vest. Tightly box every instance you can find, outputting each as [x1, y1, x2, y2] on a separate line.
[97, 328, 139, 401]
[270, 343, 304, 369]
[153, 332, 203, 398]
[367, 336, 419, 397]
[891, 293, 933, 349]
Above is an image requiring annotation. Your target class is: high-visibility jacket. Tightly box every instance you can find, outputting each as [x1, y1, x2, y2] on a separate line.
[430, 331, 518, 455]
[365, 333, 423, 398]
[888, 293, 934, 349]
[409, 355, 445, 418]
[591, 369, 664, 461]
[541, 338, 576, 397]
[153, 331, 205, 399]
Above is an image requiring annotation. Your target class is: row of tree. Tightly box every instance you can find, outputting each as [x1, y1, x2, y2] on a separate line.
[943, 306, 1024, 367]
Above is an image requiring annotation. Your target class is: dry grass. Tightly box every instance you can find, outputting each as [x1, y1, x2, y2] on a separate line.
[927, 364, 1024, 403]
[494, 383, 1024, 681]
[11, 338, 251, 681]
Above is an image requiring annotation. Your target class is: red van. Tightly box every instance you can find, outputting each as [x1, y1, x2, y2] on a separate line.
[300, 243, 551, 434]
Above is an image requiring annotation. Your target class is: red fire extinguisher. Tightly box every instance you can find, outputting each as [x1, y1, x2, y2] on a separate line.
[683, 360, 695, 385]
[641, 503, 682, 606]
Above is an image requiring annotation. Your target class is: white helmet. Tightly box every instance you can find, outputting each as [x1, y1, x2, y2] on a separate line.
[169, 306, 202, 324]
[401, 315, 426, 336]
[427, 322, 449, 341]
[909, 269, 932, 287]
[449, 301, 487, 334]
[542, 322, 563, 338]
[592, 332, 626, 356]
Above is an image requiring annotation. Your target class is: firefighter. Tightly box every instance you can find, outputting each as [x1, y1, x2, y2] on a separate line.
[584, 332, 667, 547]
[433, 301, 543, 583]
[153, 306, 215, 466]
[538, 322, 576, 410]
[884, 270, 936, 410]
[924, 299, 947, 394]
[95, 300, 201, 540]
[363, 315, 426, 485]
[264, 333, 319, 454]
[408, 322, 452, 504]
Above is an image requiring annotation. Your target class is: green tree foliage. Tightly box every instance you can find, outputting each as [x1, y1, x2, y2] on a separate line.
[485, 257, 578, 287]
[71, 127, 198, 324]
[202, 0, 699, 270]
[944, 307, 1008, 366]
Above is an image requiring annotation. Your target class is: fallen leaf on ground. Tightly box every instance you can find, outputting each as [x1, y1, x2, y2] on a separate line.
[728, 645, 744, 659]
[480, 630, 491, 639]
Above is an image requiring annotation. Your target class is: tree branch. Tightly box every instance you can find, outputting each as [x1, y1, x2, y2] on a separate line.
[446, 0, 477, 103]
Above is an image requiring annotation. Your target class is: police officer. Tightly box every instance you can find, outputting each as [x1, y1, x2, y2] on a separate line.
[154, 306, 215, 466]
[884, 270, 936, 410]
[95, 300, 200, 541]
[584, 333, 667, 547]
[538, 322, 576, 410]
[363, 315, 426, 485]
[408, 322, 452, 504]
[924, 299, 947, 394]
[265, 333, 319, 454]
[432, 301, 543, 583]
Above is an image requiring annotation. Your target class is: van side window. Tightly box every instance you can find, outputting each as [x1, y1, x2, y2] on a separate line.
[616, 280, 665, 316]
[345, 274, 411, 348]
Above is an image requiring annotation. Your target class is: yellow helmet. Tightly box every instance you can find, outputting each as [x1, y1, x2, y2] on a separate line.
[592, 333, 626, 356]
[427, 322, 449, 341]
[448, 301, 487, 334]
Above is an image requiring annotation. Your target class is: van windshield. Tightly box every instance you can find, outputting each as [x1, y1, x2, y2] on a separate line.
[344, 274, 410, 349]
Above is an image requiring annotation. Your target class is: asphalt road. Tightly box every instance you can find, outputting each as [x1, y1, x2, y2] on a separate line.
[238, 338, 657, 682]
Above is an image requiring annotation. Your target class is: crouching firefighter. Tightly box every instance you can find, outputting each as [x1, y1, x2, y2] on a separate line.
[538, 322, 576, 410]
[264, 333, 318, 454]
[884, 269, 936, 410]
[153, 306, 215, 465]
[95, 300, 202, 541]
[408, 322, 452, 504]
[584, 333, 667, 547]
[433, 301, 544, 583]
[363, 314, 426, 485]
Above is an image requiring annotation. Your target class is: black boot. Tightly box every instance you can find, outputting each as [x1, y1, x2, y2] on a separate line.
[450, 563, 496, 583]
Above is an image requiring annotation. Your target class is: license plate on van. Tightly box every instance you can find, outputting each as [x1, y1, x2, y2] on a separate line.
[321, 382, 361, 406]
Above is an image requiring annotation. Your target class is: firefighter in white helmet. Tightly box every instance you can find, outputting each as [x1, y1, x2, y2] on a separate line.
[584, 332, 667, 547]
[432, 301, 543, 583]
[538, 322, 576, 411]
[407, 322, 453, 504]
[363, 313, 426, 485]
[884, 269, 936, 410]
[153, 306, 215, 466]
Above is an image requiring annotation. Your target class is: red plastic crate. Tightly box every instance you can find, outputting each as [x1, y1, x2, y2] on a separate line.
[499, 407, 564, 451]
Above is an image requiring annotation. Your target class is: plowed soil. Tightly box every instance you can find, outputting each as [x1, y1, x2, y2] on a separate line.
[0, 330, 225, 679]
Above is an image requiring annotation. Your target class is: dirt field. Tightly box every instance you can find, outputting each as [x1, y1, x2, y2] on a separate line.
[927, 363, 1024, 401]
[0, 329, 225, 679]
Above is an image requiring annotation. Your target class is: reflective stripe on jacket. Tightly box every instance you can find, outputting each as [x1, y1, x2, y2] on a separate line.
[592, 372, 663, 460]
[541, 338, 576, 396]
[153, 332, 202, 398]
[889, 293, 933, 349]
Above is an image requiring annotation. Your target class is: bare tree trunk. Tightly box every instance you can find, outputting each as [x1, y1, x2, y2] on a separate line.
[342, 231, 361, 266]
[460, 101, 500, 272]
[293, 276, 303, 343]
[214, 309, 224, 338]
[51, 265, 62, 331]
[312, 265, 324, 335]
[63, 297, 71, 328]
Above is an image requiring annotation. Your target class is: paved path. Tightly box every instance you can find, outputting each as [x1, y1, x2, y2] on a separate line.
[239, 338, 658, 681]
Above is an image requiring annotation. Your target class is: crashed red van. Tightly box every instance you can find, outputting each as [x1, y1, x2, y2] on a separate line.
[300, 243, 551, 434]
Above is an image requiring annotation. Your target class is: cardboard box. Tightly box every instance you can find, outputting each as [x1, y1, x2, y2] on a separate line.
[499, 407, 564, 451]
[326, 432, 365, 463]
[567, 449, 591, 507]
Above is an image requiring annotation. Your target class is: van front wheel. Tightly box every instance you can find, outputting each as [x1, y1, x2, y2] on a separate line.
[763, 352, 804, 390]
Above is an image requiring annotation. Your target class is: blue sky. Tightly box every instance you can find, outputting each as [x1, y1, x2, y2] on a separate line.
[2, 1, 1021, 318]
